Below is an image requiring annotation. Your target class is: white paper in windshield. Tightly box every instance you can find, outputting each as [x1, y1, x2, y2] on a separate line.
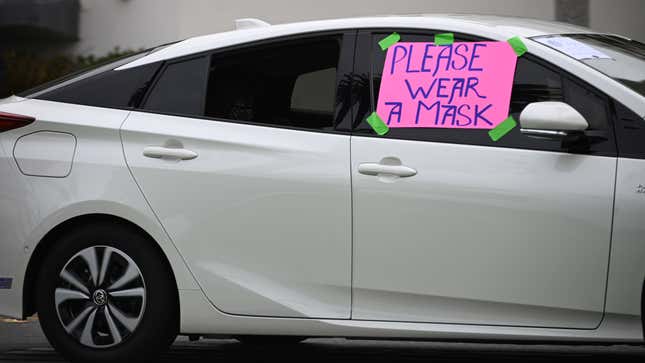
[536, 36, 613, 60]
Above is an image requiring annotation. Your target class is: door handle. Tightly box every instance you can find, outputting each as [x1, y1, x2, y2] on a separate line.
[358, 163, 417, 177]
[143, 146, 198, 160]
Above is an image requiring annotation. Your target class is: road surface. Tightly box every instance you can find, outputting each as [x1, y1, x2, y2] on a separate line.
[2, 318, 644, 362]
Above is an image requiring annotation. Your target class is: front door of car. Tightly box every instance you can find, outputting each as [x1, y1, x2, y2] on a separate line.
[121, 33, 355, 319]
[350, 31, 617, 328]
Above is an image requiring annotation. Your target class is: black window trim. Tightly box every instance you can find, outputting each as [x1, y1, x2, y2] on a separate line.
[135, 29, 358, 136]
[352, 27, 618, 158]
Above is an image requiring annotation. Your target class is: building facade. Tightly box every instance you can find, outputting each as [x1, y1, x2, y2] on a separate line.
[1, 0, 644, 57]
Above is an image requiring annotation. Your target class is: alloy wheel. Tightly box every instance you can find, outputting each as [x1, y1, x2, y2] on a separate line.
[54, 246, 146, 348]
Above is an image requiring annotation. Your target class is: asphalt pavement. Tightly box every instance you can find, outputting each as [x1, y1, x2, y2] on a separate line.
[2, 318, 645, 362]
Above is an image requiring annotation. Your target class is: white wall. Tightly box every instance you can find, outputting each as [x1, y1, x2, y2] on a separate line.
[73, 0, 643, 56]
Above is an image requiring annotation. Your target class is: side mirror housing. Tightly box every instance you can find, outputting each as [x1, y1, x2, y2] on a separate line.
[519, 102, 589, 139]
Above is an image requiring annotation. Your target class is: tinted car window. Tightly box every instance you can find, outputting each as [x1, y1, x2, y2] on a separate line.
[564, 77, 609, 130]
[204, 36, 341, 131]
[35, 62, 159, 109]
[357, 31, 615, 156]
[144, 57, 208, 116]
[512, 59, 610, 131]
[614, 101, 645, 159]
[23, 51, 153, 99]
[291, 67, 337, 114]
[509, 57, 563, 115]
[26, 43, 177, 104]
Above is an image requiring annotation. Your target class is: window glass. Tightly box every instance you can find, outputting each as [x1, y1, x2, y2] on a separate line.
[509, 57, 563, 115]
[25, 42, 176, 100]
[533, 34, 645, 97]
[614, 101, 645, 159]
[291, 68, 336, 114]
[144, 57, 208, 116]
[563, 77, 608, 130]
[35, 62, 159, 109]
[511, 59, 609, 131]
[360, 31, 615, 155]
[205, 36, 341, 131]
[24, 51, 152, 99]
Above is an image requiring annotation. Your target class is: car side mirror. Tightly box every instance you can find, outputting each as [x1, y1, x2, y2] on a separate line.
[519, 102, 589, 140]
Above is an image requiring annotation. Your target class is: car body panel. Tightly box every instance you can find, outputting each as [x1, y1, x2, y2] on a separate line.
[120, 111, 352, 319]
[0, 99, 199, 319]
[13, 131, 77, 177]
[350, 136, 615, 329]
[0, 126, 26, 317]
[178, 289, 643, 343]
[605, 157, 645, 317]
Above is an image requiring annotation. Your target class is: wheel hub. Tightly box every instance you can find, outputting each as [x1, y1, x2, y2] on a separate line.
[92, 289, 108, 306]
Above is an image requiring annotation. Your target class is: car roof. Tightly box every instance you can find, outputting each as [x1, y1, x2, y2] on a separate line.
[118, 14, 598, 70]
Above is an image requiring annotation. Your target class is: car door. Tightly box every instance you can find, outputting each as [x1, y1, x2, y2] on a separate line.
[350, 30, 617, 328]
[121, 33, 355, 319]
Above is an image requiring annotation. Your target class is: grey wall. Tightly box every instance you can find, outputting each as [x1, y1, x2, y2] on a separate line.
[589, 0, 645, 41]
[73, 0, 556, 55]
[71, 0, 644, 56]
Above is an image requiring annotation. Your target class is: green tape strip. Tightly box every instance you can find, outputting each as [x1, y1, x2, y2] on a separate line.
[507, 36, 527, 57]
[378, 32, 401, 51]
[489, 116, 517, 142]
[366, 112, 390, 136]
[434, 33, 454, 46]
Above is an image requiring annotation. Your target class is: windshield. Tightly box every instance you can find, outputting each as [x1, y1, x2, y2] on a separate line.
[533, 34, 645, 98]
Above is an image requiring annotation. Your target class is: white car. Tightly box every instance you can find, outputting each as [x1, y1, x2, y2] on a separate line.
[1, 15, 644, 362]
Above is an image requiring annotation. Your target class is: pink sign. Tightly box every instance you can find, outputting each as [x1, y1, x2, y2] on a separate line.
[376, 41, 517, 129]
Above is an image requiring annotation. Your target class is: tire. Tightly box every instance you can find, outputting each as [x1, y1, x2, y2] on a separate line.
[236, 335, 307, 345]
[36, 223, 178, 363]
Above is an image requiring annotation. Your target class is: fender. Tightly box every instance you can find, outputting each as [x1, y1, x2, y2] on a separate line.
[19, 200, 200, 319]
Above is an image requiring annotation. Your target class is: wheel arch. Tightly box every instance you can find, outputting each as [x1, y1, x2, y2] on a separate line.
[22, 213, 180, 322]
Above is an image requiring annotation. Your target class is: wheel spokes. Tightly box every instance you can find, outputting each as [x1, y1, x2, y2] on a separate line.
[103, 306, 123, 344]
[79, 307, 98, 347]
[98, 247, 113, 287]
[55, 288, 89, 307]
[60, 270, 90, 295]
[109, 287, 145, 299]
[108, 303, 139, 332]
[79, 248, 100, 287]
[64, 305, 95, 334]
[107, 264, 140, 291]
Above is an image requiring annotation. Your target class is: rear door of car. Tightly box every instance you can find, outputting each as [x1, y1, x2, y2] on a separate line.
[121, 32, 356, 319]
[349, 30, 617, 328]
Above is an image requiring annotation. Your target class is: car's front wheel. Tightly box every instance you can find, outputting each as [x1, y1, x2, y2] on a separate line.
[36, 223, 178, 363]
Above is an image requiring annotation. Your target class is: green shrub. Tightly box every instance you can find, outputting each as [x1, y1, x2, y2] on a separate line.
[0, 47, 138, 98]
